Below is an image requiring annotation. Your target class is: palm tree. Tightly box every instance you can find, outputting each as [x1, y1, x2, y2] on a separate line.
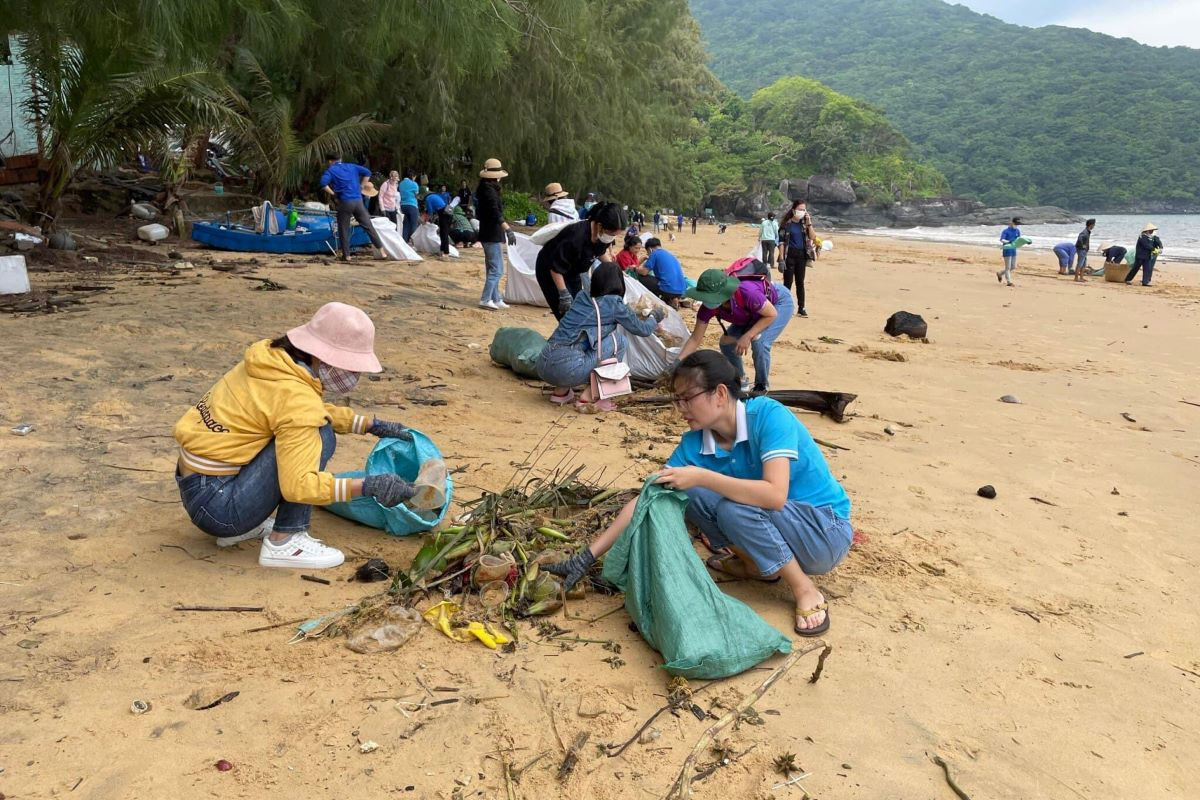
[222, 51, 388, 204]
[18, 34, 234, 228]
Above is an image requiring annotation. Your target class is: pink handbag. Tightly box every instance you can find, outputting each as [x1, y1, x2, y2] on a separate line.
[589, 299, 632, 400]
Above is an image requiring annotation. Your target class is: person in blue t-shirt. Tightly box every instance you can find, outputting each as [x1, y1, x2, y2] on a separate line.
[318, 154, 387, 261]
[424, 187, 452, 258]
[1051, 242, 1077, 275]
[545, 350, 852, 636]
[397, 170, 421, 242]
[997, 216, 1021, 286]
[636, 237, 687, 307]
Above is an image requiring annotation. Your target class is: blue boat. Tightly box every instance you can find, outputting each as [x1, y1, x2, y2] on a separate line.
[190, 207, 373, 254]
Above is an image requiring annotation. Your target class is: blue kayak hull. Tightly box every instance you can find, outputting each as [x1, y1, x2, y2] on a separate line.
[191, 220, 372, 254]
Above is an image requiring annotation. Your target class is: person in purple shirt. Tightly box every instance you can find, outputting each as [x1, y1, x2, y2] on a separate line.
[319, 154, 386, 261]
[676, 268, 794, 393]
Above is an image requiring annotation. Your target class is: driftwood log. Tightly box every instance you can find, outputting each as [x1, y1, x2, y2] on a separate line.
[632, 390, 857, 423]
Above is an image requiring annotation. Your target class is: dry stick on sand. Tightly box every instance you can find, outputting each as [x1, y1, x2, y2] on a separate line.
[932, 754, 973, 800]
[174, 604, 264, 612]
[662, 640, 829, 800]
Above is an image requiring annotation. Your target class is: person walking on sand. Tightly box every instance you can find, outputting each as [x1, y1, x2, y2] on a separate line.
[318, 154, 388, 261]
[475, 157, 518, 310]
[1126, 223, 1164, 286]
[997, 216, 1022, 286]
[172, 303, 423, 568]
[1074, 218, 1095, 282]
[778, 201, 814, 316]
[543, 350, 852, 636]
[759, 212, 779, 270]
[1052, 242, 1077, 276]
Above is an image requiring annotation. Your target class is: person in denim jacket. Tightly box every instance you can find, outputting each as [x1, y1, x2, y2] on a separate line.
[536, 262, 664, 412]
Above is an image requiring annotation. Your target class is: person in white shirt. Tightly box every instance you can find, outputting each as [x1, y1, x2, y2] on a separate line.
[543, 183, 579, 224]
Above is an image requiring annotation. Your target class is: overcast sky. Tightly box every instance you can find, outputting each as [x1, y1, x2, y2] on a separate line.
[953, 0, 1200, 49]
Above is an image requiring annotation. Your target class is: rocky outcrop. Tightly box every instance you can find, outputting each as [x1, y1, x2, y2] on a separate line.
[718, 175, 1082, 228]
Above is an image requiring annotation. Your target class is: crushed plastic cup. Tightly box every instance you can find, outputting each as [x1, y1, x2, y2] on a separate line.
[407, 459, 447, 510]
[346, 606, 422, 654]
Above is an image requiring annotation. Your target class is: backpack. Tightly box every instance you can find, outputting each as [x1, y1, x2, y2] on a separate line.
[723, 257, 779, 304]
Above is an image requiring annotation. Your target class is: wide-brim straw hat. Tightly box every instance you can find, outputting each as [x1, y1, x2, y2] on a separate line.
[1142, 222, 1158, 232]
[542, 182, 569, 201]
[479, 157, 508, 179]
[287, 302, 383, 373]
[685, 268, 741, 309]
[360, 180, 379, 198]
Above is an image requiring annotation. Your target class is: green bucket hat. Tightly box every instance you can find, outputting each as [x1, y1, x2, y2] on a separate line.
[686, 268, 740, 308]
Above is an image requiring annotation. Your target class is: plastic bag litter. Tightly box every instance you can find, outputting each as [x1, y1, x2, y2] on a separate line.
[422, 601, 511, 649]
[489, 327, 548, 378]
[370, 217, 422, 261]
[621, 276, 688, 381]
[346, 606, 423, 654]
[325, 429, 452, 536]
[602, 478, 792, 678]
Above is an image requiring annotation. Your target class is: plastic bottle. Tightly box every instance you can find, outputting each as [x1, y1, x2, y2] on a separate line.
[286, 203, 299, 231]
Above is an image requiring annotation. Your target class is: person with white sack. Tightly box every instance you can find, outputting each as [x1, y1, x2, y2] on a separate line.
[536, 262, 664, 412]
[542, 182, 579, 223]
[535, 201, 626, 319]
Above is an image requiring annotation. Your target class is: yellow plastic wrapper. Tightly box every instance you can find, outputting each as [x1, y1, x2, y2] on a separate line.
[422, 601, 511, 649]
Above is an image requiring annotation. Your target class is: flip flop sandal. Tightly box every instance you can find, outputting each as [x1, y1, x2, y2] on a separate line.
[549, 389, 575, 405]
[704, 554, 780, 583]
[794, 601, 830, 637]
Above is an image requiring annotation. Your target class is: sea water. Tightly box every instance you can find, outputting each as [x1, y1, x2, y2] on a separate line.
[852, 214, 1200, 263]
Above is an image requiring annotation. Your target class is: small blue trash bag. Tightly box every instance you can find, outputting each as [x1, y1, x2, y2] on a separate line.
[325, 429, 453, 536]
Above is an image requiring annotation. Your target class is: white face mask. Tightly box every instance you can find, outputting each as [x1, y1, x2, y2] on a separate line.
[598, 233, 616, 244]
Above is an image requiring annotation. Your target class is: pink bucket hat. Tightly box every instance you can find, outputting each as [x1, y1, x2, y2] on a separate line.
[287, 302, 382, 373]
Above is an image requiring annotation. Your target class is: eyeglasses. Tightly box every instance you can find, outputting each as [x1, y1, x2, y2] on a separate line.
[671, 388, 712, 410]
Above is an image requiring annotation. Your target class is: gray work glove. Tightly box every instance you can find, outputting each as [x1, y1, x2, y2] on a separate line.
[362, 474, 418, 507]
[367, 418, 414, 441]
[505, 229, 517, 246]
[557, 289, 573, 316]
[541, 547, 597, 591]
[651, 305, 667, 322]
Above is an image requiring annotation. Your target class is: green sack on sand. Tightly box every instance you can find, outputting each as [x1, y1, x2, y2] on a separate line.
[489, 327, 548, 378]
[602, 479, 792, 679]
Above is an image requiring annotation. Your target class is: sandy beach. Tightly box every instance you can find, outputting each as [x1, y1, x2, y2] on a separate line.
[2, 220, 1198, 799]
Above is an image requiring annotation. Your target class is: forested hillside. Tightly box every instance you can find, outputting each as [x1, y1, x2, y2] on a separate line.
[689, 0, 1200, 210]
[679, 77, 948, 209]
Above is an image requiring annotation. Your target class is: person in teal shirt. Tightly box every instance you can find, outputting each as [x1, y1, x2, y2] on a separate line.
[997, 216, 1021, 286]
[398, 170, 420, 242]
[544, 350, 851, 636]
[759, 213, 779, 269]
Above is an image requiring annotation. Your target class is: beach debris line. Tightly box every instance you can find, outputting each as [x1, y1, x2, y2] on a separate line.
[977, 485, 997, 499]
[662, 640, 830, 800]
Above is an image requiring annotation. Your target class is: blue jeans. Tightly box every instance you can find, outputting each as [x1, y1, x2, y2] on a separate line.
[536, 335, 627, 389]
[1074, 250, 1088, 274]
[720, 286, 794, 391]
[481, 241, 504, 303]
[684, 487, 852, 576]
[176, 424, 336, 539]
[400, 205, 419, 242]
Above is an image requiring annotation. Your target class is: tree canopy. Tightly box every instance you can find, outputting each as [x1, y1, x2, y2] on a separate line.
[689, 0, 1200, 211]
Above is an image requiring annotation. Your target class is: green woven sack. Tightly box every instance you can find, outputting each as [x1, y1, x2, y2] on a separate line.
[602, 479, 792, 678]
[489, 327, 548, 378]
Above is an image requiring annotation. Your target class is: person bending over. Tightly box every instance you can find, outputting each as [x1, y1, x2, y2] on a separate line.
[535, 202, 626, 320]
[546, 350, 852, 636]
[677, 268, 793, 394]
[173, 303, 421, 569]
[636, 237, 687, 307]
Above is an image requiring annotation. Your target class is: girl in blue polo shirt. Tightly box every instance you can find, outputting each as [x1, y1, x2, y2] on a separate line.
[546, 350, 852, 636]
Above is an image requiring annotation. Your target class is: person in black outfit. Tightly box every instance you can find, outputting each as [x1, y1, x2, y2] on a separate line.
[536, 202, 626, 319]
[1101, 244, 1127, 264]
[474, 158, 517, 309]
[1125, 223, 1163, 286]
[779, 205, 813, 316]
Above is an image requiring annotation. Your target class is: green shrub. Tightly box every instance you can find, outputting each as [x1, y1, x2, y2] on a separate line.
[502, 190, 547, 226]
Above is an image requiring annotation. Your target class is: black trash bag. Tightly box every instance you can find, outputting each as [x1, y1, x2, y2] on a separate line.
[884, 311, 928, 339]
[354, 559, 392, 582]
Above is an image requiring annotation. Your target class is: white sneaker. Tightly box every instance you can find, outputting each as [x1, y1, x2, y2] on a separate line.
[216, 516, 274, 548]
[493, 300, 510, 310]
[258, 531, 345, 569]
[478, 300, 499, 310]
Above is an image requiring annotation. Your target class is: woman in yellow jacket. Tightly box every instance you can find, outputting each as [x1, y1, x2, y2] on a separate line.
[173, 302, 418, 569]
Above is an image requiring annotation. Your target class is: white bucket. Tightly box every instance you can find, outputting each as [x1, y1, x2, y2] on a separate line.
[0, 255, 31, 294]
[137, 223, 169, 242]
